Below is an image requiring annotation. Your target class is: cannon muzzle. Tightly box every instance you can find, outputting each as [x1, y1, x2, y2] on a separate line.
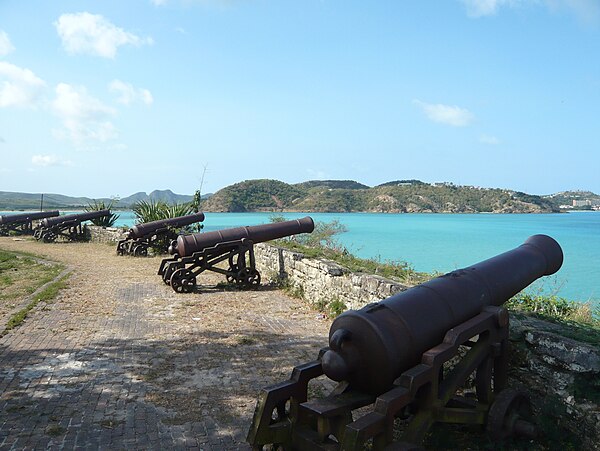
[170, 216, 315, 257]
[0, 210, 60, 225]
[41, 209, 111, 228]
[321, 234, 563, 395]
[126, 212, 205, 239]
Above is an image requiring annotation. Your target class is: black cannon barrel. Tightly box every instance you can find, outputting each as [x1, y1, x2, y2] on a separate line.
[127, 212, 205, 239]
[321, 234, 563, 396]
[0, 210, 59, 225]
[171, 216, 315, 257]
[41, 210, 111, 228]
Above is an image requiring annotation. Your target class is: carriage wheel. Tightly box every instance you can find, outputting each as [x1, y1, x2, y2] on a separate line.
[42, 231, 57, 243]
[117, 242, 128, 255]
[170, 268, 196, 293]
[487, 389, 536, 441]
[133, 245, 148, 257]
[226, 264, 240, 284]
[237, 268, 261, 288]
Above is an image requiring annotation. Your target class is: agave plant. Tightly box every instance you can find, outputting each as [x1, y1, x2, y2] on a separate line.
[84, 200, 120, 227]
[132, 200, 200, 252]
[132, 200, 195, 223]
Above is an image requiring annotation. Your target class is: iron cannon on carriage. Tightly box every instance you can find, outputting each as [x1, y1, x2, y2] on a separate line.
[117, 212, 205, 256]
[247, 234, 564, 450]
[0, 210, 59, 236]
[158, 216, 314, 293]
[34, 210, 112, 242]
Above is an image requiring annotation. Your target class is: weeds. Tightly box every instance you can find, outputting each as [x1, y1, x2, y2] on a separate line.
[2, 272, 70, 335]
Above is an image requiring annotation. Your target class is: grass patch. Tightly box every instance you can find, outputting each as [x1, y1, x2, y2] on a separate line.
[273, 240, 431, 286]
[0, 249, 64, 303]
[2, 271, 69, 335]
[507, 293, 600, 345]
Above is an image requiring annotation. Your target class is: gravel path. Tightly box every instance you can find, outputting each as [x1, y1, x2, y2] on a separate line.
[0, 237, 332, 450]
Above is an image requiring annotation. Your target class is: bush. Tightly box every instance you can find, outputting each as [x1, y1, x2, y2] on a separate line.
[293, 219, 348, 250]
[132, 200, 201, 252]
[270, 217, 428, 285]
[84, 200, 119, 227]
[133, 200, 195, 223]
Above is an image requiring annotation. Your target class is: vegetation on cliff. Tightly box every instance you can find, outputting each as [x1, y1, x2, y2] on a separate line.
[201, 179, 560, 213]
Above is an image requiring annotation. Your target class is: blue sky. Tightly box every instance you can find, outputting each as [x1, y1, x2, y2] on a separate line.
[1, 0, 599, 198]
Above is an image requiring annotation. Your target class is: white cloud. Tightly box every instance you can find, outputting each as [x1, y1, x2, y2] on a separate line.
[52, 83, 118, 146]
[54, 12, 153, 59]
[109, 79, 153, 105]
[0, 30, 15, 56]
[31, 154, 74, 167]
[413, 100, 475, 127]
[151, 0, 168, 5]
[480, 134, 500, 145]
[32, 155, 58, 167]
[0, 62, 46, 108]
[460, 0, 518, 17]
[461, 0, 600, 23]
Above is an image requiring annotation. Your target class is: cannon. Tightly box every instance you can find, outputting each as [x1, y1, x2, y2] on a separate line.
[0, 210, 59, 236]
[158, 216, 314, 293]
[34, 210, 112, 242]
[116, 212, 205, 256]
[247, 234, 564, 450]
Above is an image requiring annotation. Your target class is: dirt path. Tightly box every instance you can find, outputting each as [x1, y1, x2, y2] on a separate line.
[0, 237, 332, 449]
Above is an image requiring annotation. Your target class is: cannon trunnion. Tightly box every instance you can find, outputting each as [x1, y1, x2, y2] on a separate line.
[34, 210, 111, 243]
[0, 210, 60, 236]
[116, 212, 205, 257]
[158, 216, 314, 293]
[247, 235, 564, 450]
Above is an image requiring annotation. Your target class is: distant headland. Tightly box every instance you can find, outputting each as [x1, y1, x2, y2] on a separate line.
[2, 179, 599, 213]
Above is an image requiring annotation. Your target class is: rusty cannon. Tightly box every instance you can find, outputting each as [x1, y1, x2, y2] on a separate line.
[34, 210, 112, 242]
[158, 216, 314, 293]
[247, 234, 564, 450]
[117, 212, 205, 257]
[0, 210, 59, 236]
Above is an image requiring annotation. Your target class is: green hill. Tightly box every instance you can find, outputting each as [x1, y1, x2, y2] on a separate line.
[0, 190, 193, 210]
[2, 181, 572, 213]
[295, 180, 371, 190]
[200, 179, 305, 212]
[201, 179, 561, 213]
[543, 190, 600, 209]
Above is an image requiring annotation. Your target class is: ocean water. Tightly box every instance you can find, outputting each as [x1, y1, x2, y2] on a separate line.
[3, 210, 598, 305]
[112, 210, 599, 305]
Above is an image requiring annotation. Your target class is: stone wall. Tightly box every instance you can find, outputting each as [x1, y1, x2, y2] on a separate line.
[87, 225, 128, 244]
[510, 316, 599, 448]
[253, 242, 409, 311]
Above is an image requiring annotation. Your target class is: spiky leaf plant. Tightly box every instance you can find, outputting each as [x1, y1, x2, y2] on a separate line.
[132, 200, 195, 223]
[132, 200, 199, 253]
[84, 200, 119, 227]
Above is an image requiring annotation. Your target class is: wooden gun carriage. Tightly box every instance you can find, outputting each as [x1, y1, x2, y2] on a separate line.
[117, 212, 205, 256]
[247, 235, 564, 450]
[34, 210, 111, 242]
[0, 210, 59, 236]
[158, 216, 314, 293]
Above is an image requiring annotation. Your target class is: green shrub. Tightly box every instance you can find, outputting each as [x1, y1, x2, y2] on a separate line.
[85, 200, 119, 226]
[133, 200, 195, 223]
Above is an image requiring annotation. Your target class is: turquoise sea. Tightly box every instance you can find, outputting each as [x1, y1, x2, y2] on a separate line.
[3, 210, 598, 305]
[112, 211, 598, 306]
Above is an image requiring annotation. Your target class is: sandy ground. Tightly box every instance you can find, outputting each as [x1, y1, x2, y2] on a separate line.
[0, 236, 333, 449]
